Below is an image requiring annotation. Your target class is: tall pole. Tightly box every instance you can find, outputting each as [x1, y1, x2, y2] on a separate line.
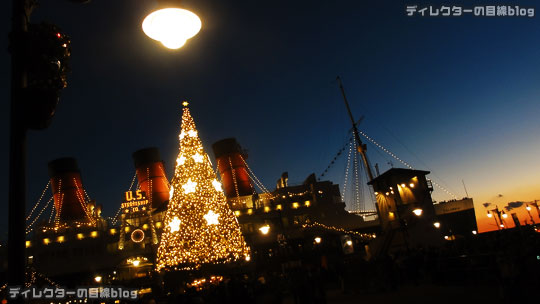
[8, 0, 29, 291]
[336, 76, 374, 182]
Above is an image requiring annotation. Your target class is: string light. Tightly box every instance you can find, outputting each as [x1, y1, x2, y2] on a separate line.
[228, 157, 241, 199]
[302, 222, 376, 240]
[239, 155, 271, 194]
[26, 181, 50, 221]
[73, 177, 95, 224]
[48, 204, 55, 223]
[54, 180, 63, 228]
[358, 130, 458, 199]
[341, 139, 353, 204]
[155, 103, 250, 271]
[25, 197, 53, 234]
[352, 136, 361, 212]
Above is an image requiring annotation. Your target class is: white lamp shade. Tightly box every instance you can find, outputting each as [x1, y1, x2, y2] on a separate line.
[142, 8, 201, 49]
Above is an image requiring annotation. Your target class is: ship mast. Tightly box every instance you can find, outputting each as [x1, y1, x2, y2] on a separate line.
[337, 76, 375, 182]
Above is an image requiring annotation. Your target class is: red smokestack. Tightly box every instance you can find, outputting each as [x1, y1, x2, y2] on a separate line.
[48, 158, 90, 222]
[212, 138, 254, 198]
[133, 148, 170, 209]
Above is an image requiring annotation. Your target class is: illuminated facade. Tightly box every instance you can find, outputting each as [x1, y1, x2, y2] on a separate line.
[367, 168, 443, 256]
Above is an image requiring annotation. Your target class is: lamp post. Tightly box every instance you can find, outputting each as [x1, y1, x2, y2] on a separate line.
[8, 0, 31, 291]
[7, 0, 201, 293]
[494, 206, 506, 229]
[487, 206, 505, 230]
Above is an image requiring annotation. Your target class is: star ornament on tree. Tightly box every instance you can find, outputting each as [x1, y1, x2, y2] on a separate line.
[182, 179, 197, 194]
[212, 179, 222, 192]
[169, 216, 181, 233]
[177, 155, 186, 166]
[204, 210, 219, 225]
[192, 153, 204, 163]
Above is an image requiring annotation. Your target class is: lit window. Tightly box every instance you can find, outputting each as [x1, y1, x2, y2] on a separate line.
[142, 224, 149, 230]
[264, 206, 271, 213]
[125, 226, 131, 233]
[155, 222, 162, 229]
[276, 204, 282, 210]
[57, 236, 65, 243]
[25, 241, 31, 248]
[90, 231, 98, 238]
[43, 238, 50, 245]
[304, 201, 311, 207]
[247, 209, 253, 215]
[110, 228, 117, 235]
[234, 210, 241, 216]
[77, 233, 84, 240]
[292, 202, 299, 209]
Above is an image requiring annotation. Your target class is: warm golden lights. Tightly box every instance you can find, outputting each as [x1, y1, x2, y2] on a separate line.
[412, 208, 423, 216]
[259, 225, 270, 235]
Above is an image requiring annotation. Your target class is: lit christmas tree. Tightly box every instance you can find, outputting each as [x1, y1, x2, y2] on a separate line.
[156, 102, 250, 271]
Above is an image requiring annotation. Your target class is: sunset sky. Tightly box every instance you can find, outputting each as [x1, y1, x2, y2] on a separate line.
[1, 1, 540, 236]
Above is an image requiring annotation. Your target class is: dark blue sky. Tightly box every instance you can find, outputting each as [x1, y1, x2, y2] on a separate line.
[2, 1, 540, 236]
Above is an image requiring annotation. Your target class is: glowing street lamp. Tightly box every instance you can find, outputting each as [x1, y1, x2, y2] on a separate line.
[258, 225, 270, 235]
[142, 2, 202, 49]
[94, 275, 102, 283]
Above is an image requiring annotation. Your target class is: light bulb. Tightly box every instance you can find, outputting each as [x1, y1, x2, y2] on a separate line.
[142, 8, 201, 50]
